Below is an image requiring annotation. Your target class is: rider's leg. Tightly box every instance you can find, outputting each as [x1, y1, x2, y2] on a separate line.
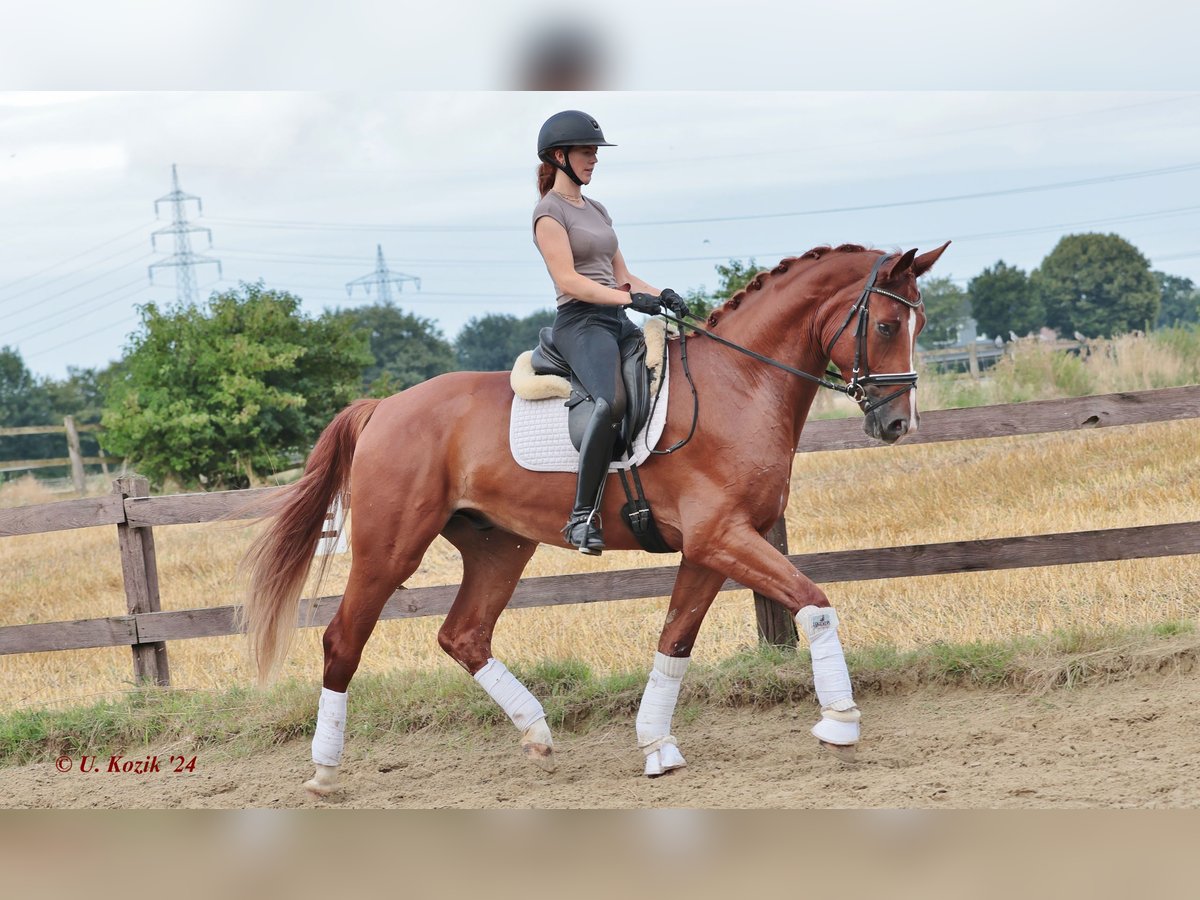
[563, 397, 617, 552]
[552, 303, 626, 554]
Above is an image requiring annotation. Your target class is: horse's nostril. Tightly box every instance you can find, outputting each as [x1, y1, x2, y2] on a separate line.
[888, 418, 907, 434]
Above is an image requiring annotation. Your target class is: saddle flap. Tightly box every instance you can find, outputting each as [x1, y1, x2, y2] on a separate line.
[566, 328, 652, 456]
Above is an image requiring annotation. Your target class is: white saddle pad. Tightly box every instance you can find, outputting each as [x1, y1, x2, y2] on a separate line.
[509, 349, 670, 473]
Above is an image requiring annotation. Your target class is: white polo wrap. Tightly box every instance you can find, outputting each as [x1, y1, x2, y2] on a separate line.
[312, 687, 347, 767]
[473, 658, 547, 732]
[636, 652, 690, 753]
[797, 605, 854, 708]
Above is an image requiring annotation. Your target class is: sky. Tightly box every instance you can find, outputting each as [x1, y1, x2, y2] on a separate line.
[2, 4, 1199, 381]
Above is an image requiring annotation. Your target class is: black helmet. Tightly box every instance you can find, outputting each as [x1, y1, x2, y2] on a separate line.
[537, 110, 615, 158]
[537, 110, 615, 186]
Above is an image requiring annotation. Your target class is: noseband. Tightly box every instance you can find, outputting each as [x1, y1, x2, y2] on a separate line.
[822, 252, 923, 414]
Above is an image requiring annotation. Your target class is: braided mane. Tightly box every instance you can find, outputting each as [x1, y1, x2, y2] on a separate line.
[705, 244, 872, 328]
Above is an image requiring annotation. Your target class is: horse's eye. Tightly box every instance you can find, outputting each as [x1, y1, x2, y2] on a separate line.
[877, 322, 896, 338]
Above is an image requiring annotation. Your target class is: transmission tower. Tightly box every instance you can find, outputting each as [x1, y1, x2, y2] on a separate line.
[345, 244, 421, 304]
[148, 164, 222, 305]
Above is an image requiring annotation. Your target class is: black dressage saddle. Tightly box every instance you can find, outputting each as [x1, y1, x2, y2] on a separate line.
[528, 325, 654, 459]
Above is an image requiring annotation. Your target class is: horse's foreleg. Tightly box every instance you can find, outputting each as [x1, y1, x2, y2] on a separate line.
[686, 521, 860, 757]
[437, 520, 551, 770]
[634, 558, 726, 777]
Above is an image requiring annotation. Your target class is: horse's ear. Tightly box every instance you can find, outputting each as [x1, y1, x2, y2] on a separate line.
[887, 248, 919, 279]
[912, 241, 952, 277]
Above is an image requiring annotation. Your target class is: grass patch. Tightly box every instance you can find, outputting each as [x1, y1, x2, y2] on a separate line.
[926, 640, 1017, 685]
[0, 620, 1193, 769]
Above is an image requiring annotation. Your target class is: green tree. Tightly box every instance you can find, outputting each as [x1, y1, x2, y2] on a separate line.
[917, 276, 971, 346]
[1153, 271, 1199, 328]
[1031, 233, 1159, 338]
[335, 302, 456, 394]
[0, 346, 57, 466]
[455, 309, 556, 371]
[686, 258, 763, 321]
[41, 364, 110, 460]
[101, 282, 371, 488]
[968, 260, 1042, 340]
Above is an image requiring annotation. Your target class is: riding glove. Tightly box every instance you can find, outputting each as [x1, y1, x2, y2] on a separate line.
[658, 288, 691, 319]
[627, 292, 663, 315]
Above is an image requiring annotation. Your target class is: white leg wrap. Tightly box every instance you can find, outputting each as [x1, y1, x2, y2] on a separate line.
[312, 687, 347, 767]
[473, 658, 547, 732]
[636, 652, 690, 776]
[797, 605, 861, 746]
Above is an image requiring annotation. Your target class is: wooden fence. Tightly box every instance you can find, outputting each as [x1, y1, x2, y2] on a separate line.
[0, 417, 123, 495]
[2, 385, 1200, 686]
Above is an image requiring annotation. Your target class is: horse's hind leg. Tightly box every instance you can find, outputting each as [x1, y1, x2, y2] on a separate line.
[436, 517, 551, 770]
[633, 557, 726, 777]
[304, 514, 444, 799]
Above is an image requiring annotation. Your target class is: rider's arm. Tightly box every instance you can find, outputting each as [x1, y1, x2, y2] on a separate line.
[612, 248, 659, 296]
[535, 216, 636, 307]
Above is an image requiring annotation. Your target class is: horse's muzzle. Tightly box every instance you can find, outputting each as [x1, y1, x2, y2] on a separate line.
[863, 406, 912, 444]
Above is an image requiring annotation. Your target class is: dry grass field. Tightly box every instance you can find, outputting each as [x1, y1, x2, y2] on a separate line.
[3, 406, 1198, 713]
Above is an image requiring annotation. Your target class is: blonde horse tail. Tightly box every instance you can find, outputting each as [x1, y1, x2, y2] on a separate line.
[238, 397, 381, 685]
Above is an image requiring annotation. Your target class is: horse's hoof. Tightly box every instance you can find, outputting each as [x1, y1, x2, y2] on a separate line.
[644, 743, 687, 777]
[303, 764, 339, 797]
[818, 740, 858, 763]
[522, 742, 557, 772]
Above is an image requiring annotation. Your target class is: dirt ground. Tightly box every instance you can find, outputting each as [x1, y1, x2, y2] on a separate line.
[2, 665, 1196, 809]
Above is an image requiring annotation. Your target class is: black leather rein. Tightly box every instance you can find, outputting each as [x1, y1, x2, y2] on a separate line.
[665, 252, 923, 415]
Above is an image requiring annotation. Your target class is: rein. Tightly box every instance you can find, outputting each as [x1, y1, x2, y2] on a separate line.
[650, 253, 922, 454]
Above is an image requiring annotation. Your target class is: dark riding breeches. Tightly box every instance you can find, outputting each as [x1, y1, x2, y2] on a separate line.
[551, 300, 640, 511]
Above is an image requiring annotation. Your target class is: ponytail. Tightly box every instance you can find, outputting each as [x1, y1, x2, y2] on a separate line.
[536, 161, 556, 196]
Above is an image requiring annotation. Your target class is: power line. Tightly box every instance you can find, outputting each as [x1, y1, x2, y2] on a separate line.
[5, 276, 149, 340]
[21, 303, 147, 360]
[0, 245, 154, 308]
[626, 163, 1200, 227]
[0, 220, 155, 294]
[210, 203, 1200, 271]
[204, 161, 1200, 233]
[0, 251, 156, 310]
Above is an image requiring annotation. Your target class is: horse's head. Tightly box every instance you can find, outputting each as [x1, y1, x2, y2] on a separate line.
[821, 242, 950, 444]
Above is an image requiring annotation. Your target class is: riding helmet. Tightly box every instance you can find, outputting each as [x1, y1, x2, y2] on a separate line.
[537, 110, 616, 162]
[537, 109, 614, 184]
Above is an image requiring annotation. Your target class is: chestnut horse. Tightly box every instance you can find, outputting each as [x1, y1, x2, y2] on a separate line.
[240, 241, 949, 796]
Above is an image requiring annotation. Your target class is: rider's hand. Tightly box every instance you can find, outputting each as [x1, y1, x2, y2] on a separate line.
[658, 288, 691, 319]
[627, 292, 663, 315]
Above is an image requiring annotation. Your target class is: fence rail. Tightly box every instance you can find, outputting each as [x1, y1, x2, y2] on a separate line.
[0, 416, 118, 493]
[2, 385, 1199, 683]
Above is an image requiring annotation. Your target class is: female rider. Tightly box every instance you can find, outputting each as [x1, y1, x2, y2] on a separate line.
[532, 110, 688, 555]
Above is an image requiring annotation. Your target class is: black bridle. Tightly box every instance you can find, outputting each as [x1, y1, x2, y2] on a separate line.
[820, 251, 923, 413]
[649, 252, 923, 455]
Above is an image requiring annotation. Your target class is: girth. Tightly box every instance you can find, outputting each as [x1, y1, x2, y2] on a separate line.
[529, 325, 653, 458]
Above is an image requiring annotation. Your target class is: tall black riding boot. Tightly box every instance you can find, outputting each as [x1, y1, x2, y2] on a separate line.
[563, 401, 618, 555]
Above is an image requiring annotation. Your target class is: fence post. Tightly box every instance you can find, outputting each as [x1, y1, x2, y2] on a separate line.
[64, 416, 86, 496]
[113, 475, 170, 686]
[753, 516, 799, 648]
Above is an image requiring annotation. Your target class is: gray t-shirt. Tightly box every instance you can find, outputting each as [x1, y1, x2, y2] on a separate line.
[532, 193, 619, 305]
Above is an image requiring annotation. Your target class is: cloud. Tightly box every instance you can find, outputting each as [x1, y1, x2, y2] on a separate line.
[0, 142, 128, 182]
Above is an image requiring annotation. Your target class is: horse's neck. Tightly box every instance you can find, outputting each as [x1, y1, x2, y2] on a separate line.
[711, 271, 845, 450]
[717, 275, 831, 367]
